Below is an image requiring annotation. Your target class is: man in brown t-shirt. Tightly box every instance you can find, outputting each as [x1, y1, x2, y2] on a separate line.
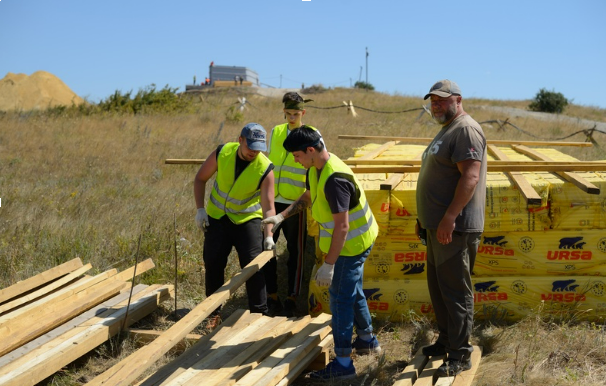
[416, 80, 487, 377]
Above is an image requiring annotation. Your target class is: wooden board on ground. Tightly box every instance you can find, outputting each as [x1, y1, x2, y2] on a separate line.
[392, 345, 482, 386]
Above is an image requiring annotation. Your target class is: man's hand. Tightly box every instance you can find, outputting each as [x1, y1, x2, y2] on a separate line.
[263, 236, 276, 251]
[262, 213, 284, 228]
[314, 262, 334, 287]
[195, 208, 210, 232]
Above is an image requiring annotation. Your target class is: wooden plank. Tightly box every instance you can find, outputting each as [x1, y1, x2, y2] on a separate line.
[451, 346, 483, 386]
[511, 145, 600, 194]
[232, 313, 332, 386]
[414, 354, 446, 386]
[0, 277, 127, 356]
[127, 328, 203, 348]
[348, 164, 606, 173]
[0, 270, 117, 325]
[0, 257, 83, 304]
[487, 145, 543, 206]
[168, 315, 285, 385]
[338, 134, 593, 147]
[0, 285, 172, 386]
[0, 285, 148, 368]
[358, 140, 400, 160]
[197, 316, 313, 386]
[114, 258, 155, 282]
[345, 159, 606, 166]
[87, 250, 275, 386]
[252, 316, 332, 386]
[381, 173, 405, 191]
[135, 309, 251, 386]
[392, 348, 429, 386]
[0, 263, 92, 315]
[276, 334, 334, 386]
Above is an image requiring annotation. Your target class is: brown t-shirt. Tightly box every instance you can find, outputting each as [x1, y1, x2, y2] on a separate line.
[416, 114, 487, 232]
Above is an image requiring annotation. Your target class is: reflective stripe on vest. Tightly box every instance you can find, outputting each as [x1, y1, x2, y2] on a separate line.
[309, 154, 378, 256]
[206, 142, 271, 224]
[268, 124, 316, 200]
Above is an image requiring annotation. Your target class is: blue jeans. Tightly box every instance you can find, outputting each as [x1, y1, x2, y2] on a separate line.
[329, 244, 374, 357]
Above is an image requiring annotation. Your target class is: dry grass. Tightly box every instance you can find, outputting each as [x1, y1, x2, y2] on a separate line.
[1, 87, 606, 385]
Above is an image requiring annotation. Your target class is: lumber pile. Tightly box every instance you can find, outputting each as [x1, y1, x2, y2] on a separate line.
[307, 137, 606, 323]
[136, 310, 333, 386]
[0, 257, 173, 386]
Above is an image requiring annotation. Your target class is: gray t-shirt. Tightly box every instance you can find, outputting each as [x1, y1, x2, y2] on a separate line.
[416, 114, 487, 232]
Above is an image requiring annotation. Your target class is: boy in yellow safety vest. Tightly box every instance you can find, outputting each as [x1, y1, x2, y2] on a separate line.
[263, 92, 323, 317]
[263, 126, 380, 381]
[194, 123, 276, 329]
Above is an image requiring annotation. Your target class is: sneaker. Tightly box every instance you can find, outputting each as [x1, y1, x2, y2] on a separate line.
[352, 336, 381, 354]
[205, 314, 221, 330]
[267, 297, 283, 316]
[309, 359, 356, 381]
[281, 298, 297, 317]
[436, 357, 472, 377]
[422, 341, 446, 357]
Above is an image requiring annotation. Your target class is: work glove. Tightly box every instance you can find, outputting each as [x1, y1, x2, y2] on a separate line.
[262, 213, 284, 228]
[263, 236, 276, 251]
[314, 262, 335, 287]
[195, 208, 210, 232]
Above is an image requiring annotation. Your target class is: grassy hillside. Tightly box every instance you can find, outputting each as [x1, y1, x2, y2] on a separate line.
[1, 87, 605, 385]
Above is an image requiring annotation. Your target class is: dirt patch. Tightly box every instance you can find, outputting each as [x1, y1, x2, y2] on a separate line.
[0, 71, 84, 111]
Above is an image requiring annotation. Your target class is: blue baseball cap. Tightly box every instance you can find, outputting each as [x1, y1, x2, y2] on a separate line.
[240, 123, 267, 151]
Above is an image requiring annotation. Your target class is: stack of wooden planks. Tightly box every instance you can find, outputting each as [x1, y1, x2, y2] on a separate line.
[0, 257, 173, 386]
[136, 310, 333, 386]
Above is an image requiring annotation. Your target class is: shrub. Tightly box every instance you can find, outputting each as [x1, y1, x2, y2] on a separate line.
[529, 88, 569, 113]
[354, 81, 375, 91]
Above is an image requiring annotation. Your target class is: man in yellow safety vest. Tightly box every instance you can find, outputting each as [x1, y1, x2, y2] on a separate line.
[263, 126, 380, 381]
[194, 123, 276, 329]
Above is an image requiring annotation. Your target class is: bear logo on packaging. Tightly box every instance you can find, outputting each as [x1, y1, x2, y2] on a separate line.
[475, 281, 499, 293]
[474, 280, 508, 302]
[483, 235, 507, 247]
[363, 288, 383, 301]
[558, 237, 585, 249]
[542, 279, 585, 302]
[401, 263, 425, 275]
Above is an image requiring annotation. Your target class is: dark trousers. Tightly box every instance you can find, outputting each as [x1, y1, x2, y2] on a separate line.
[426, 229, 480, 360]
[263, 202, 307, 297]
[203, 216, 267, 314]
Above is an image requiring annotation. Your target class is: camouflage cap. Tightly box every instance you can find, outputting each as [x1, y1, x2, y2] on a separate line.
[424, 79, 462, 100]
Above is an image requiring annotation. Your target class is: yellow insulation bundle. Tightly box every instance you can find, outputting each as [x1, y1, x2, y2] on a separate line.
[308, 275, 606, 323]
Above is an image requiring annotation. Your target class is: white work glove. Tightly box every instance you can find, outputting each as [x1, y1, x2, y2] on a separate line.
[195, 208, 210, 232]
[264, 236, 276, 251]
[262, 213, 284, 228]
[314, 262, 335, 287]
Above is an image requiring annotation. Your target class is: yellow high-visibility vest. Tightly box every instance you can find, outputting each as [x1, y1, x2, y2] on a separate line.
[207, 142, 272, 224]
[309, 154, 378, 256]
[268, 124, 318, 201]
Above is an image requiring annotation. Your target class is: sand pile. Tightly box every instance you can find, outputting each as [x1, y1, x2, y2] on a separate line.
[0, 71, 84, 111]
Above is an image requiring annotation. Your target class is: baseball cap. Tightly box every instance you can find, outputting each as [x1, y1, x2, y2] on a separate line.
[424, 79, 462, 100]
[240, 123, 267, 151]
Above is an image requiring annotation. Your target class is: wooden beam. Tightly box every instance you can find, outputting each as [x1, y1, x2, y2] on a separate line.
[380, 173, 405, 191]
[0, 258, 83, 304]
[338, 135, 593, 147]
[87, 250, 275, 386]
[343, 159, 606, 166]
[0, 263, 92, 315]
[487, 145, 543, 206]
[451, 346, 483, 386]
[348, 164, 606, 173]
[358, 140, 400, 160]
[393, 348, 429, 386]
[165, 159, 205, 164]
[276, 335, 334, 386]
[511, 145, 600, 194]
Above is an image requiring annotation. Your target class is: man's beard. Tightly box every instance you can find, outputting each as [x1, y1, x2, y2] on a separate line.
[433, 103, 457, 124]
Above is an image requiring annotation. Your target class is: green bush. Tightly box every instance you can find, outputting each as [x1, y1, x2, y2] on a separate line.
[354, 81, 375, 91]
[529, 88, 569, 113]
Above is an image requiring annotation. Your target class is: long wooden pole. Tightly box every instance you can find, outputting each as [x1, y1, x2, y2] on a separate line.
[349, 164, 606, 173]
[86, 250, 275, 386]
[337, 135, 593, 147]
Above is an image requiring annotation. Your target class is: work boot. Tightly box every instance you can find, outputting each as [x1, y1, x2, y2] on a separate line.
[267, 296, 283, 317]
[352, 335, 381, 355]
[436, 357, 472, 377]
[309, 359, 356, 381]
[281, 298, 297, 317]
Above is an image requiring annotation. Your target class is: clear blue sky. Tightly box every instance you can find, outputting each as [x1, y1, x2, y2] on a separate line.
[1, 0, 605, 108]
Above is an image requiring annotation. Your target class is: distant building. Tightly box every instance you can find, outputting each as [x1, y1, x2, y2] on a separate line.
[209, 65, 259, 85]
